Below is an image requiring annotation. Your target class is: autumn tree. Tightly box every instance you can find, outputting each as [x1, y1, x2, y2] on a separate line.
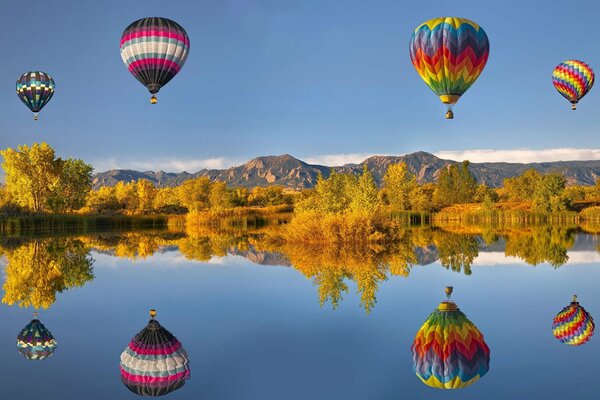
[349, 165, 380, 214]
[1, 142, 92, 213]
[383, 162, 417, 211]
[177, 177, 212, 212]
[136, 179, 157, 213]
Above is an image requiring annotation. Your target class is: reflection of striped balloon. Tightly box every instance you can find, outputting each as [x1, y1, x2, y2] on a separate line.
[412, 301, 490, 389]
[119, 318, 190, 397]
[552, 60, 594, 109]
[17, 318, 58, 360]
[552, 298, 594, 346]
[120, 17, 190, 101]
[16, 71, 55, 117]
[409, 17, 489, 110]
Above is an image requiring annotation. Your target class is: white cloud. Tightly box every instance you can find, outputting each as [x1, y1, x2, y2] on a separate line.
[434, 148, 600, 164]
[303, 153, 383, 166]
[92, 157, 242, 173]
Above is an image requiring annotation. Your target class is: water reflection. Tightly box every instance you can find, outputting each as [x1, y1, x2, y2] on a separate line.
[1, 237, 94, 309]
[0, 225, 594, 312]
[16, 312, 58, 360]
[119, 310, 191, 397]
[552, 295, 595, 346]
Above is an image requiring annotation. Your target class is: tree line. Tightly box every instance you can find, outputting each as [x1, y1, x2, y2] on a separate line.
[1, 142, 599, 217]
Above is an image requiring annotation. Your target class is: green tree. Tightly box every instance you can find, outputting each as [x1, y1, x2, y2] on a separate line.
[49, 158, 93, 213]
[433, 161, 477, 207]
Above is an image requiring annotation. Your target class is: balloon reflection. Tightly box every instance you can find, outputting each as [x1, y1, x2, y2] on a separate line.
[16, 312, 57, 360]
[412, 287, 490, 389]
[552, 295, 595, 346]
[119, 310, 191, 396]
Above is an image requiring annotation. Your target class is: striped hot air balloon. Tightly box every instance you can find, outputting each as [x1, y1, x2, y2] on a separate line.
[409, 17, 490, 119]
[16, 313, 57, 360]
[120, 17, 190, 104]
[16, 71, 55, 120]
[552, 60, 594, 110]
[411, 287, 490, 389]
[552, 295, 595, 346]
[119, 310, 190, 397]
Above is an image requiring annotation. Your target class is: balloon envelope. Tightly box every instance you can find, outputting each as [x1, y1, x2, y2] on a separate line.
[409, 17, 490, 117]
[16, 318, 57, 360]
[552, 60, 594, 109]
[552, 298, 594, 345]
[16, 71, 55, 117]
[412, 300, 490, 389]
[120, 17, 190, 101]
[119, 318, 190, 396]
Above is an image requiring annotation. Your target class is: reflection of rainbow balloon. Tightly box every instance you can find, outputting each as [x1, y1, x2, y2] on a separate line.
[552, 60, 594, 110]
[409, 17, 490, 119]
[119, 310, 190, 397]
[552, 295, 594, 346]
[17, 315, 58, 360]
[411, 288, 490, 389]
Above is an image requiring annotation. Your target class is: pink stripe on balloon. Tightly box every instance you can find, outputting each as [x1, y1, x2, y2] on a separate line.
[120, 31, 190, 46]
[128, 341, 182, 355]
[127, 59, 181, 72]
[120, 368, 190, 383]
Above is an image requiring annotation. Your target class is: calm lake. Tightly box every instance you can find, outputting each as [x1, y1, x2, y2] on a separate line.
[1, 225, 599, 399]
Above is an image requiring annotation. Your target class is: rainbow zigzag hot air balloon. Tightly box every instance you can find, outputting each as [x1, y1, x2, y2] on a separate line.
[16, 71, 55, 120]
[120, 17, 190, 104]
[409, 17, 490, 119]
[16, 314, 57, 360]
[552, 295, 595, 346]
[411, 287, 490, 389]
[552, 60, 594, 110]
[119, 310, 190, 397]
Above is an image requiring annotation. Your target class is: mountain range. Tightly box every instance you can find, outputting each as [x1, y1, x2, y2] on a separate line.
[91, 152, 600, 190]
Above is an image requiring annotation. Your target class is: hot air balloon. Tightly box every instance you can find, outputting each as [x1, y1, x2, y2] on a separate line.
[120, 17, 190, 104]
[411, 287, 490, 389]
[16, 312, 57, 360]
[552, 60, 594, 110]
[16, 71, 55, 120]
[552, 295, 594, 345]
[409, 17, 490, 119]
[119, 309, 190, 396]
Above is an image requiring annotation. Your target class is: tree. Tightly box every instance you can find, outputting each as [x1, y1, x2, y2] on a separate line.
[136, 179, 157, 213]
[433, 161, 477, 208]
[533, 173, 567, 213]
[114, 181, 139, 212]
[383, 162, 417, 211]
[349, 165, 380, 214]
[1, 142, 92, 214]
[177, 177, 212, 212]
[49, 158, 93, 213]
[1, 143, 61, 212]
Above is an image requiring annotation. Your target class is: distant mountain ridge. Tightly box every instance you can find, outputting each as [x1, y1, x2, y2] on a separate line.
[91, 152, 600, 190]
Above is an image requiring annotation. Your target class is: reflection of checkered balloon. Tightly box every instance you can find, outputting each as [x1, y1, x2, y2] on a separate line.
[553, 298, 595, 346]
[17, 318, 58, 360]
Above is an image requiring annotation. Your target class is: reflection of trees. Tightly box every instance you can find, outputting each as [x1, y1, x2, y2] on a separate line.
[1, 238, 94, 309]
[504, 226, 575, 267]
[432, 230, 479, 275]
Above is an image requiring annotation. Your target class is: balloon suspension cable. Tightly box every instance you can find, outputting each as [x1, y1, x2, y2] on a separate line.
[571, 104, 577, 110]
[445, 110, 454, 119]
[445, 286, 453, 299]
[572, 294, 578, 303]
[150, 309, 157, 319]
[150, 95, 157, 104]
[33, 113, 39, 121]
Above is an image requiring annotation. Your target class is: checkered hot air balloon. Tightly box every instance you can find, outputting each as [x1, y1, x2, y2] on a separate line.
[119, 310, 190, 397]
[16, 313, 57, 360]
[411, 287, 490, 389]
[16, 71, 55, 120]
[552, 60, 594, 110]
[552, 295, 595, 346]
[409, 17, 490, 119]
[120, 17, 190, 104]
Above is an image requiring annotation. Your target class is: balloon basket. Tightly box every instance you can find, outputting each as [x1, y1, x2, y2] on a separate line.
[445, 110, 454, 119]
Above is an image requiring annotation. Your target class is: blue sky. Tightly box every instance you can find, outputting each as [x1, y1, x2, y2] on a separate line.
[0, 0, 599, 172]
